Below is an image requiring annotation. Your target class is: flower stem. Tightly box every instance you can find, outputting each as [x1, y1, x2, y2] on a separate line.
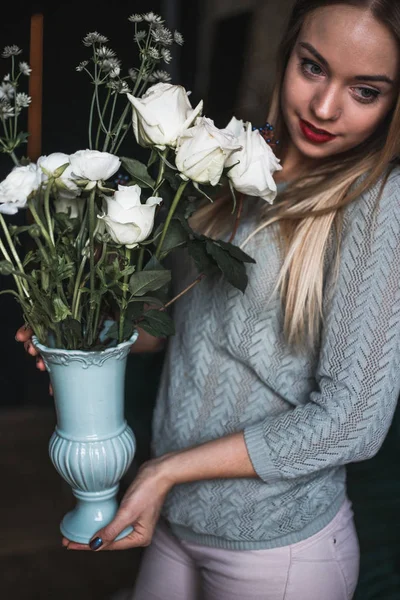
[118, 246, 131, 344]
[0, 213, 30, 299]
[137, 247, 145, 272]
[0, 234, 26, 300]
[155, 149, 167, 192]
[155, 180, 188, 259]
[10, 151, 19, 166]
[87, 188, 97, 345]
[102, 90, 117, 152]
[28, 197, 55, 250]
[43, 181, 55, 246]
[88, 92, 96, 149]
[109, 103, 130, 154]
[71, 254, 87, 320]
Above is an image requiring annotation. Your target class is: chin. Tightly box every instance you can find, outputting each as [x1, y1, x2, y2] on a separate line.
[292, 133, 349, 161]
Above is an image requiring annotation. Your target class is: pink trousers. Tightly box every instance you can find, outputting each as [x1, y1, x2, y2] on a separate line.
[131, 498, 360, 600]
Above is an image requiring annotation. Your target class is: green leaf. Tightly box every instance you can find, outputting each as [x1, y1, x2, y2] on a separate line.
[22, 250, 37, 268]
[187, 240, 218, 274]
[140, 309, 175, 338]
[128, 295, 164, 307]
[206, 241, 248, 292]
[120, 157, 156, 189]
[157, 219, 188, 258]
[129, 269, 171, 296]
[143, 255, 166, 271]
[53, 298, 72, 322]
[214, 239, 256, 264]
[162, 169, 181, 191]
[126, 301, 145, 321]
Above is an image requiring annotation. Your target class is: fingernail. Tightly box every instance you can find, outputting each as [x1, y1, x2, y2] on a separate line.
[89, 537, 103, 551]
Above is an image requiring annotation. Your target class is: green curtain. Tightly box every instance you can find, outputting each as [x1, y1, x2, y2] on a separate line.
[348, 403, 400, 600]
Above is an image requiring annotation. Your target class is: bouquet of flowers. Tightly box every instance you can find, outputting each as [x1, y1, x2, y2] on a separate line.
[0, 11, 281, 351]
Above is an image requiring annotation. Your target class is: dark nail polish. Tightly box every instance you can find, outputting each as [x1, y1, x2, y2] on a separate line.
[89, 537, 103, 551]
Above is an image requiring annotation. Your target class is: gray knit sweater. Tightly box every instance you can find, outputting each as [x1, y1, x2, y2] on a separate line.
[152, 169, 400, 550]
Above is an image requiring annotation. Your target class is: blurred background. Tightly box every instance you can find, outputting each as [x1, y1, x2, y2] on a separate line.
[0, 1, 399, 599]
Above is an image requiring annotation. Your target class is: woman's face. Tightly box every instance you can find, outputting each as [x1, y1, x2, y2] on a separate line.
[281, 5, 399, 166]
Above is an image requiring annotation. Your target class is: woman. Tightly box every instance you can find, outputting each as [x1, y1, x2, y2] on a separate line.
[18, 1, 400, 598]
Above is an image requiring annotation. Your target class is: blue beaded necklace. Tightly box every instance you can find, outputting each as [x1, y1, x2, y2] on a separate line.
[253, 121, 280, 148]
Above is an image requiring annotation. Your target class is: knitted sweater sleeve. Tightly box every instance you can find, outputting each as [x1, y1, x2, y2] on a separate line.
[244, 170, 400, 483]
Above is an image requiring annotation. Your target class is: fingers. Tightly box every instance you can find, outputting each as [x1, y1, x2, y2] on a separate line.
[24, 340, 39, 357]
[63, 528, 148, 551]
[15, 325, 33, 342]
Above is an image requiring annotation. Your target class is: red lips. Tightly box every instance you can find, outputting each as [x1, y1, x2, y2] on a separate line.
[299, 119, 337, 144]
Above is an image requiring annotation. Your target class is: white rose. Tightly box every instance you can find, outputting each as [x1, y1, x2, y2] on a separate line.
[175, 117, 242, 186]
[98, 184, 162, 247]
[69, 150, 121, 182]
[38, 152, 81, 200]
[0, 164, 43, 214]
[224, 120, 282, 203]
[127, 83, 203, 150]
[224, 116, 244, 137]
[53, 197, 82, 219]
[37, 152, 69, 177]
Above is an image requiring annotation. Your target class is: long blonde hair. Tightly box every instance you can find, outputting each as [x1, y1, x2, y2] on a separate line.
[192, 0, 400, 347]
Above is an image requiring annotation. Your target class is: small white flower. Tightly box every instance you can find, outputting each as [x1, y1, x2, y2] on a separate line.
[225, 119, 282, 203]
[148, 48, 161, 60]
[99, 184, 162, 247]
[0, 163, 43, 214]
[134, 30, 147, 43]
[76, 60, 89, 72]
[173, 31, 184, 46]
[0, 82, 15, 101]
[19, 61, 31, 75]
[128, 68, 138, 81]
[16, 93, 31, 108]
[2, 45, 22, 58]
[69, 149, 121, 183]
[143, 12, 163, 24]
[128, 14, 143, 23]
[100, 57, 121, 75]
[0, 101, 14, 119]
[161, 48, 172, 64]
[3, 74, 10, 82]
[96, 46, 116, 59]
[176, 117, 242, 186]
[83, 32, 108, 46]
[127, 83, 203, 150]
[149, 70, 171, 83]
[151, 26, 173, 46]
[108, 80, 130, 95]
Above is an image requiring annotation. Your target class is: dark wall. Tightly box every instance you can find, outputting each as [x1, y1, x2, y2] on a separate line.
[0, 1, 199, 407]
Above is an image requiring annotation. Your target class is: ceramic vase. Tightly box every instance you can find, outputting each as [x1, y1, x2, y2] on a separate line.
[32, 332, 138, 544]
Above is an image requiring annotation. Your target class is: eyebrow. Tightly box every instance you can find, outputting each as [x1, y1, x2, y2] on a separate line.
[299, 42, 395, 85]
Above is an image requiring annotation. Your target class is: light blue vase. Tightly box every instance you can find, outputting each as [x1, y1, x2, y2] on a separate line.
[32, 332, 138, 544]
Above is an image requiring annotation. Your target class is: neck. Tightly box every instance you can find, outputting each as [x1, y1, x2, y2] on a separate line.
[275, 142, 316, 183]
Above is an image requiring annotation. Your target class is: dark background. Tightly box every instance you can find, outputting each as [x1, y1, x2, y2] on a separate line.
[1, 3, 400, 600]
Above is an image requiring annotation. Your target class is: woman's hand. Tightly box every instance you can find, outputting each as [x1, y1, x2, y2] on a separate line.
[62, 456, 174, 551]
[130, 326, 166, 354]
[15, 325, 46, 372]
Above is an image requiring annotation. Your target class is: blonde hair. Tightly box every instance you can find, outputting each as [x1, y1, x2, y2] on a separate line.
[191, 0, 400, 348]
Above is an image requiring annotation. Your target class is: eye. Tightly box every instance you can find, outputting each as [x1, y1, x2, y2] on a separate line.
[351, 87, 381, 104]
[300, 58, 324, 78]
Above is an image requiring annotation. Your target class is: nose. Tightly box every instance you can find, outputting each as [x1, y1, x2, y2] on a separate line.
[310, 83, 342, 122]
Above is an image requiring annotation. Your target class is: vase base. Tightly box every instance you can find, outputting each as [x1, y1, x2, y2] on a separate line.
[60, 519, 133, 545]
[59, 486, 132, 544]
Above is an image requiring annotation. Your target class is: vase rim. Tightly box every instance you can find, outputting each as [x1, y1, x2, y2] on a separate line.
[32, 330, 139, 356]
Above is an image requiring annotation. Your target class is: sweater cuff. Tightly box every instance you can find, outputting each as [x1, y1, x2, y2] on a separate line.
[244, 422, 283, 483]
